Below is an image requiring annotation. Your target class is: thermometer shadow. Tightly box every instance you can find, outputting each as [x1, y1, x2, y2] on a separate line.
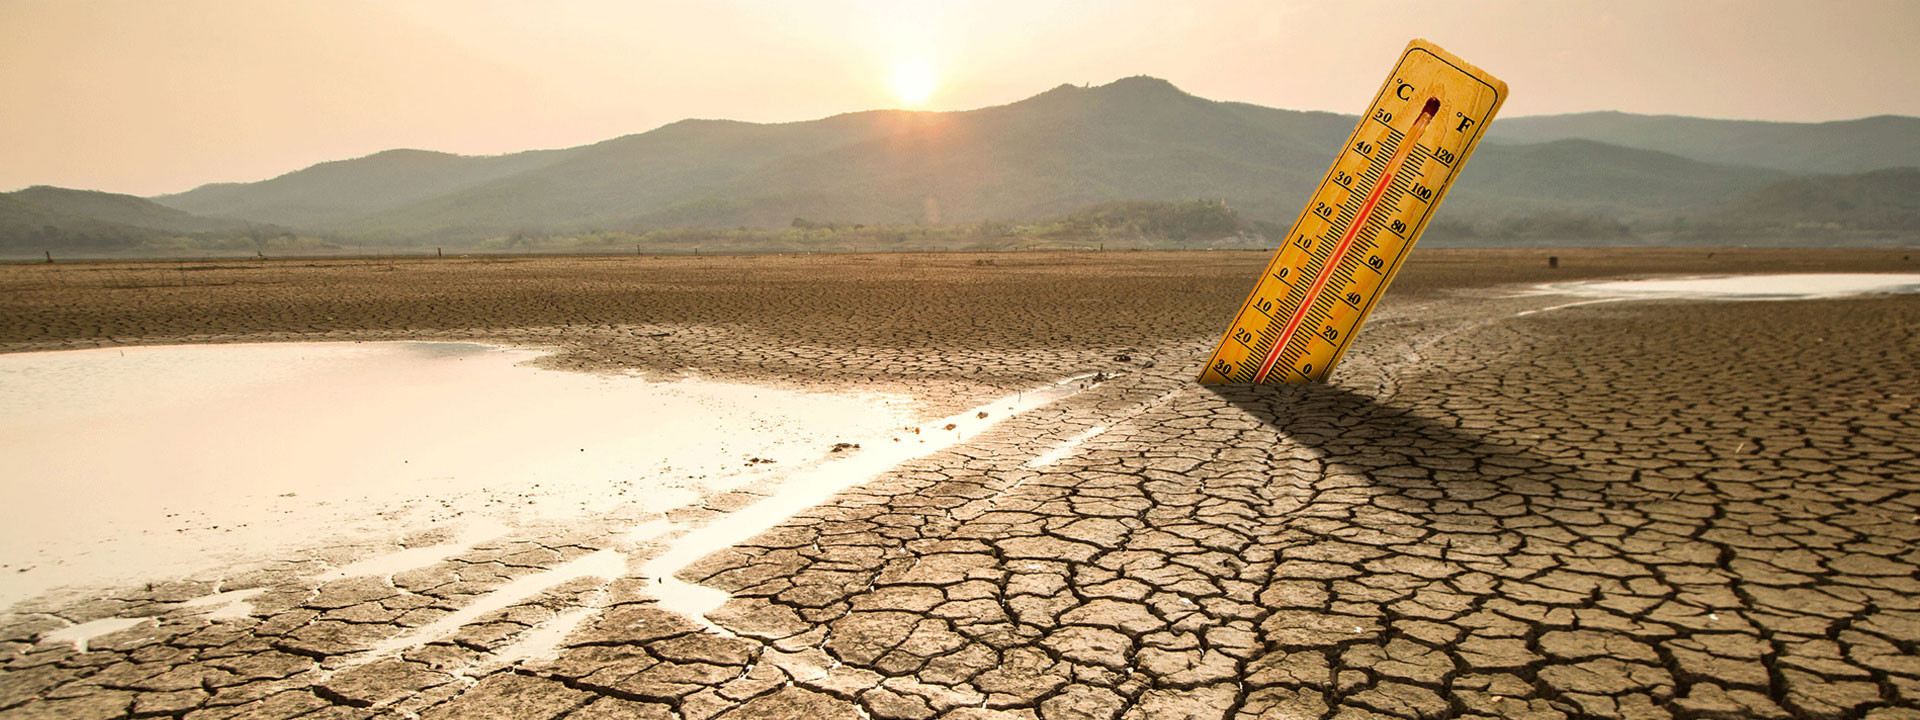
[1204, 383, 1597, 503]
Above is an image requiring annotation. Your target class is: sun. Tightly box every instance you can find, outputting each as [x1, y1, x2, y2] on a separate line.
[889, 60, 938, 107]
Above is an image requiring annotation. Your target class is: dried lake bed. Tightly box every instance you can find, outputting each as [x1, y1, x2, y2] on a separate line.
[0, 249, 1915, 720]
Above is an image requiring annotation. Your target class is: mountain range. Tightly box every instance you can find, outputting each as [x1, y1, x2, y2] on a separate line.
[5, 76, 1917, 253]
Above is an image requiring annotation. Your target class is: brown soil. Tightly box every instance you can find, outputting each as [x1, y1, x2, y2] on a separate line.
[3, 248, 1918, 719]
[3, 248, 1913, 408]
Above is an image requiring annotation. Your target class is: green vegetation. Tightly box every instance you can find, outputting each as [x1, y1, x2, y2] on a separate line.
[6, 185, 1914, 260]
[454, 199, 1269, 255]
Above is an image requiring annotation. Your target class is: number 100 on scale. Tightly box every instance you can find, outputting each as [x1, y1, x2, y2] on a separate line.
[1200, 40, 1506, 384]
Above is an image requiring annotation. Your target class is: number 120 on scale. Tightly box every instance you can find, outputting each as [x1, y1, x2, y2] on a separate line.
[1199, 39, 1506, 384]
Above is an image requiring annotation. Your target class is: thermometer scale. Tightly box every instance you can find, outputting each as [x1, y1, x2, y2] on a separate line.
[1200, 39, 1506, 384]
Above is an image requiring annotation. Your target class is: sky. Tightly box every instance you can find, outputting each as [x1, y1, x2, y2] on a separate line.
[2, 0, 1916, 196]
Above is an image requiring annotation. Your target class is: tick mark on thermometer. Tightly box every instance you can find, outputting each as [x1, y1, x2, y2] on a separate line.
[1251, 97, 1440, 383]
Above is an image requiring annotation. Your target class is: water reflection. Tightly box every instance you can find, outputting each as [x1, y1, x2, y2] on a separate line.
[0, 341, 911, 609]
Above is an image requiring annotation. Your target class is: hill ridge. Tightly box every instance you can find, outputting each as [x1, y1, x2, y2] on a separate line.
[29, 75, 1920, 246]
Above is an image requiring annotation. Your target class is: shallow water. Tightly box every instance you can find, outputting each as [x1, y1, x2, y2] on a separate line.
[1542, 273, 1920, 301]
[0, 341, 912, 609]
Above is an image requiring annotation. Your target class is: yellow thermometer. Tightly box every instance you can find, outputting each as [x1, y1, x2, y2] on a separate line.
[1200, 39, 1506, 384]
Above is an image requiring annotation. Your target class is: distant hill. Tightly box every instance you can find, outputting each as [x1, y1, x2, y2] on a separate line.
[1488, 112, 1920, 175]
[338, 78, 1361, 240]
[0, 192, 164, 251]
[156, 147, 581, 229]
[0, 77, 1900, 251]
[136, 76, 1899, 245]
[0, 187, 285, 253]
[11, 186, 246, 234]
[1442, 139, 1788, 222]
[1720, 167, 1920, 231]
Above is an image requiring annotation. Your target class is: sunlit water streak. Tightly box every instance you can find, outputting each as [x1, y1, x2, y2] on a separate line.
[1540, 273, 1920, 301]
[0, 341, 912, 609]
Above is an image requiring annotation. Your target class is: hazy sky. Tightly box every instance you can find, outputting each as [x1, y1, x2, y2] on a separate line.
[3, 0, 1915, 196]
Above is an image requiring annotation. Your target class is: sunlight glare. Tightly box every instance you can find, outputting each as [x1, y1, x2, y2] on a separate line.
[889, 60, 938, 107]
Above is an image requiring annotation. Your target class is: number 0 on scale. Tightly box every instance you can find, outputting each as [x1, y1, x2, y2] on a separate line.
[1199, 40, 1506, 384]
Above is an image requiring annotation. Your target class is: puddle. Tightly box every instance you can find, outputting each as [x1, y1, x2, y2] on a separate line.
[38, 617, 147, 652]
[1539, 273, 1920, 302]
[179, 587, 267, 620]
[0, 342, 913, 610]
[309, 519, 509, 583]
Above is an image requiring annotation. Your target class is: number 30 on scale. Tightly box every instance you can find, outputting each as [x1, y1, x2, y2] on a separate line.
[1199, 40, 1507, 385]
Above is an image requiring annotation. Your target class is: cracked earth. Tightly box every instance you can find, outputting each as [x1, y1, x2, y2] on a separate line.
[1, 248, 1917, 719]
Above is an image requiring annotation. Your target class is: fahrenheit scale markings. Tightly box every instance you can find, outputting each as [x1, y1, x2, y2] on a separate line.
[1199, 40, 1507, 384]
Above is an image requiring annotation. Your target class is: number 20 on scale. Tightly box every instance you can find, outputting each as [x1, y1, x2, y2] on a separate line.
[1200, 40, 1506, 384]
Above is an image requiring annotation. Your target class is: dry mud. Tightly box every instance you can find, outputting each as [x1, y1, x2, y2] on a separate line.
[1, 248, 1918, 720]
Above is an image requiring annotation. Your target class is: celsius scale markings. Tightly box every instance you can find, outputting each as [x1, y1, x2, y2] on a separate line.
[1199, 40, 1507, 384]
